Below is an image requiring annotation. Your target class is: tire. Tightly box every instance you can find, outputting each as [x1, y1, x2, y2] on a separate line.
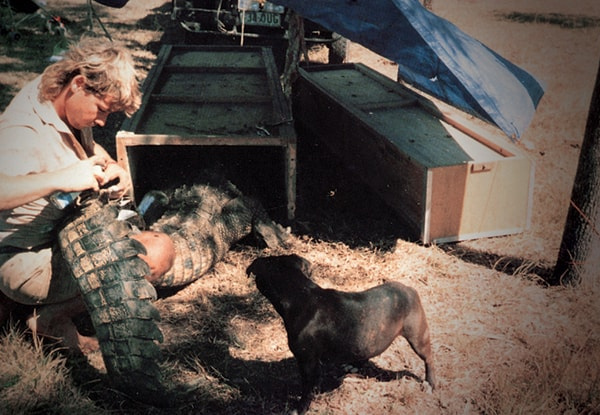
[58, 196, 165, 403]
[328, 34, 347, 64]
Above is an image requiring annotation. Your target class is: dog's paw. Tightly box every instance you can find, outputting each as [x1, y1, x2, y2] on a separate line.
[341, 363, 359, 373]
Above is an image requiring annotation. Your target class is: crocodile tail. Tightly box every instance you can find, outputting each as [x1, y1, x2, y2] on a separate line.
[58, 197, 165, 403]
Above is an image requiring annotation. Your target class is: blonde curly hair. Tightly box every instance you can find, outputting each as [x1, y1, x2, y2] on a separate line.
[39, 37, 141, 117]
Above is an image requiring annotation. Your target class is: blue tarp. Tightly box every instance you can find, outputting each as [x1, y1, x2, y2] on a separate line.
[273, 0, 545, 139]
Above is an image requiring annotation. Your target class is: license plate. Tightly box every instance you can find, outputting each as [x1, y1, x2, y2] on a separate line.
[243, 11, 281, 27]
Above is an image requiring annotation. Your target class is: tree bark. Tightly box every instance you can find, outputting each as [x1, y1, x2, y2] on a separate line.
[552, 59, 600, 285]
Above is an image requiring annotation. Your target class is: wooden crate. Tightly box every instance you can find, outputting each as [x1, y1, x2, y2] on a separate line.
[293, 63, 534, 244]
[116, 45, 296, 220]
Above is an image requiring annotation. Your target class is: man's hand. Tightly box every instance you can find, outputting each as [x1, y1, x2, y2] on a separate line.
[60, 155, 108, 193]
[101, 160, 131, 199]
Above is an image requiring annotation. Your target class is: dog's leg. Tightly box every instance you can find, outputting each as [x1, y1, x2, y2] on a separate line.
[402, 309, 437, 389]
[294, 356, 321, 415]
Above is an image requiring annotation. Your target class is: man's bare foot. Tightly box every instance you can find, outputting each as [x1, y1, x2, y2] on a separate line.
[27, 310, 100, 353]
[26, 297, 99, 354]
[51, 318, 99, 354]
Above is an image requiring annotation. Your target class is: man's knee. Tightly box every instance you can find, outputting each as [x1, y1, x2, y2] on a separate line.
[130, 231, 175, 283]
[0, 248, 79, 305]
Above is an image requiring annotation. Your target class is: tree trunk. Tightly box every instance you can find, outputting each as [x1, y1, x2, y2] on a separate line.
[552, 59, 600, 285]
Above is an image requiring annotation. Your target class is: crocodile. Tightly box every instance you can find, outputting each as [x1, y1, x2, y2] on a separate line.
[148, 176, 290, 288]
[58, 193, 164, 403]
[57, 177, 290, 401]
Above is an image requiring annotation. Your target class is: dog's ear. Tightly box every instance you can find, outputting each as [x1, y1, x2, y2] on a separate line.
[246, 258, 264, 278]
[293, 255, 312, 277]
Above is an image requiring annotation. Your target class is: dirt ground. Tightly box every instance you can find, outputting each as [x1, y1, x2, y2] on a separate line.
[1, 0, 600, 414]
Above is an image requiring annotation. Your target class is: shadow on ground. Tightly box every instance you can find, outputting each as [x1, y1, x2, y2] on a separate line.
[65, 291, 423, 414]
[441, 243, 556, 284]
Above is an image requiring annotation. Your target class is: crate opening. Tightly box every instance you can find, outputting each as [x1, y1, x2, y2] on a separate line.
[126, 145, 289, 222]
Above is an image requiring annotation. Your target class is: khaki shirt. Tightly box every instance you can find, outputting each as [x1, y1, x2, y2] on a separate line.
[0, 76, 94, 249]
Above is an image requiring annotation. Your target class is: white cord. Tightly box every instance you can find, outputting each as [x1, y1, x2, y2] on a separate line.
[240, 9, 245, 45]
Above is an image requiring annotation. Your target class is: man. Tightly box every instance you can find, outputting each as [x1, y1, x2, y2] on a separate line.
[0, 37, 175, 352]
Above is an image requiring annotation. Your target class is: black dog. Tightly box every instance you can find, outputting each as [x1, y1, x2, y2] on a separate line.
[246, 254, 436, 415]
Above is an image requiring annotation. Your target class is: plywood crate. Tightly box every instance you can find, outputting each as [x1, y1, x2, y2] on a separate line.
[293, 63, 534, 244]
[116, 45, 296, 220]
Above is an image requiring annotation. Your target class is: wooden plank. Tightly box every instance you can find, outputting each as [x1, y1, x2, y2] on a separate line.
[149, 94, 272, 104]
[121, 44, 172, 134]
[261, 47, 295, 128]
[152, 70, 269, 99]
[116, 132, 290, 147]
[301, 66, 415, 108]
[134, 101, 273, 136]
[358, 97, 417, 112]
[166, 45, 266, 68]
[285, 142, 297, 220]
[162, 65, 265, 74]
[427, 164, 469, 243]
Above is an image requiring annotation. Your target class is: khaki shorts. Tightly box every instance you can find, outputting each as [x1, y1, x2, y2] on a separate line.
[0, 244, 79, 305]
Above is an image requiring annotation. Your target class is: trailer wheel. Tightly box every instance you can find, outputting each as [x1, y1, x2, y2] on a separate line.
[328, 34, 347, 64]
[8, 31, 21, 41]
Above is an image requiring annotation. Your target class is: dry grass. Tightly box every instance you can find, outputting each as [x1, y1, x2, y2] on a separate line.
[0, 323, 103, 414]
[1, 0, 600, 414]
[499, 12, 600, 29]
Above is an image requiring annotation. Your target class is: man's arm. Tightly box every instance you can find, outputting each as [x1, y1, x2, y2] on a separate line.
[0, 155, 108, 211]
